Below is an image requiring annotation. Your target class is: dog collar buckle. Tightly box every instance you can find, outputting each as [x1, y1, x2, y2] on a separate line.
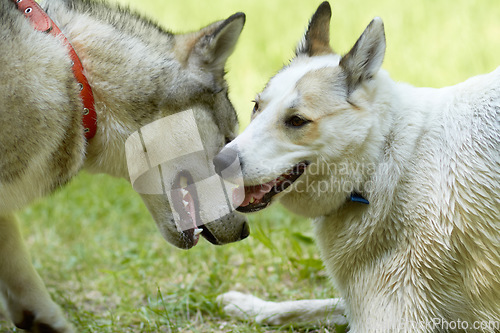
[11, 0, 97, 140]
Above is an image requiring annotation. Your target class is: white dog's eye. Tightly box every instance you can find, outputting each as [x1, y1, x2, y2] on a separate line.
[285, 115, 310, 128]
[252, 100, 259, 114]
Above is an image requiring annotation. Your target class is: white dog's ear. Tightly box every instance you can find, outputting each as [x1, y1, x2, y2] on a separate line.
[189, 13, 245, 72]
[296, 1, 334, 56]
[340, 18, 385, 94]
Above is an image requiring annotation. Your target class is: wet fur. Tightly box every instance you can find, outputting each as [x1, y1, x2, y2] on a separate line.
[219, 2, 500, 331]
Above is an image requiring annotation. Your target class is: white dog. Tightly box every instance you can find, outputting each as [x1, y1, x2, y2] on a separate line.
[216, 2, 500, 332]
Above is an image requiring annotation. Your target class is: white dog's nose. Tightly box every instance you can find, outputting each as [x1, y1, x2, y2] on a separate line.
[213, 146, 241, 177]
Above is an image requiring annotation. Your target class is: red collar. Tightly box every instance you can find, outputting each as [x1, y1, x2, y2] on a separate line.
[12, 0, 97, 140]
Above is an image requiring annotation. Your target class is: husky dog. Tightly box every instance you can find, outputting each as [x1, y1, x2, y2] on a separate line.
[217, 2, 500, 331]
[0, 0, 249, 331]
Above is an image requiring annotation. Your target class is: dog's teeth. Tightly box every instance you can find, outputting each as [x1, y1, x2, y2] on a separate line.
[182, 200, 189, 207]
[250, 197, 255, 204]
[180, 176, 188, 188]
[194, 228, 203, 236]
[181, 188, 189, 196]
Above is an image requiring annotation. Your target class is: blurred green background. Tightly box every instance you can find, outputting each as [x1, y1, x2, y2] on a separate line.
[116, 0, 500, 129]
[1, 0, 498, 332]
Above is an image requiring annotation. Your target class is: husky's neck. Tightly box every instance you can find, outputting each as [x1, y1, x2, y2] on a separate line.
[44, 1, 192, 178]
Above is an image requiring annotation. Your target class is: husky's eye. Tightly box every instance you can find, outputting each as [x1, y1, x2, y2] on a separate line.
[252, 100, 259, 114]
[285, 115, 310, 128]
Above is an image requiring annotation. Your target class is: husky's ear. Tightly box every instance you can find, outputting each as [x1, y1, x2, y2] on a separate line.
[190, 13, 245, 72]
[340, 18, 385, 94]
[296, 1, 334, 57]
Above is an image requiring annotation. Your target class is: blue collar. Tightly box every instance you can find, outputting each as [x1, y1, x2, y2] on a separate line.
[350, 192, 369, 205]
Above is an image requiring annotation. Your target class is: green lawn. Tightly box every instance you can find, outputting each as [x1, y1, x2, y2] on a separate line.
[1, 0, 499, 332]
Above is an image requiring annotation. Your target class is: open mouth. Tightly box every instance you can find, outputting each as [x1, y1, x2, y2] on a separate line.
[236, 161, 309, 213]
[171, 170, 217, 247]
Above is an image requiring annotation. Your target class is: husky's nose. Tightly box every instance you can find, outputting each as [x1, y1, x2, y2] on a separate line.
[213, 146, 241, 177]
[240, 221, 250, 239]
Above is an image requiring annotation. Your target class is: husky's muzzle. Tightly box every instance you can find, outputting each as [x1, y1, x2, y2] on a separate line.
[168, 169, 250, 247]
[140, 188, 250, 250]
[126, 111, 250, 249]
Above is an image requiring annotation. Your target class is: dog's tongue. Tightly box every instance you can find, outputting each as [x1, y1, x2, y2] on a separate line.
[180, 190, 202, 245]
[183, 192, 197, 226]
[239, 181, 277, 207]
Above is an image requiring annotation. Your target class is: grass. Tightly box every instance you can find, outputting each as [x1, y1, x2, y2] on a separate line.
[1, 0, 499, 332]
[3, 174, 330, 332]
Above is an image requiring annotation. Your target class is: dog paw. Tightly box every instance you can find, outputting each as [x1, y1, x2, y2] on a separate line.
[216, 291, 287, 325]
[14, 308, 75, 333]
[217, 291, 265, 317]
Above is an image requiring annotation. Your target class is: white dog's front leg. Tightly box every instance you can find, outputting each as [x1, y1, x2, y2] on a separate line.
[0, 214, 74, 333]
[217, 291, 347, 327]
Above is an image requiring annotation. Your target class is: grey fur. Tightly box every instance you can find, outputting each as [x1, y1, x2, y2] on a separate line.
[295, 1, 334, 57]
[340, 18, 386, 94]
[0, 0, 247, 331]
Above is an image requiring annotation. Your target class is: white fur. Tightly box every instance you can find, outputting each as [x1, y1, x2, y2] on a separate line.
[221, 51, 500, 333]
[231, 55, 342, 185]
[218, 291, 347, 326]
[262, 54, 341, 101]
